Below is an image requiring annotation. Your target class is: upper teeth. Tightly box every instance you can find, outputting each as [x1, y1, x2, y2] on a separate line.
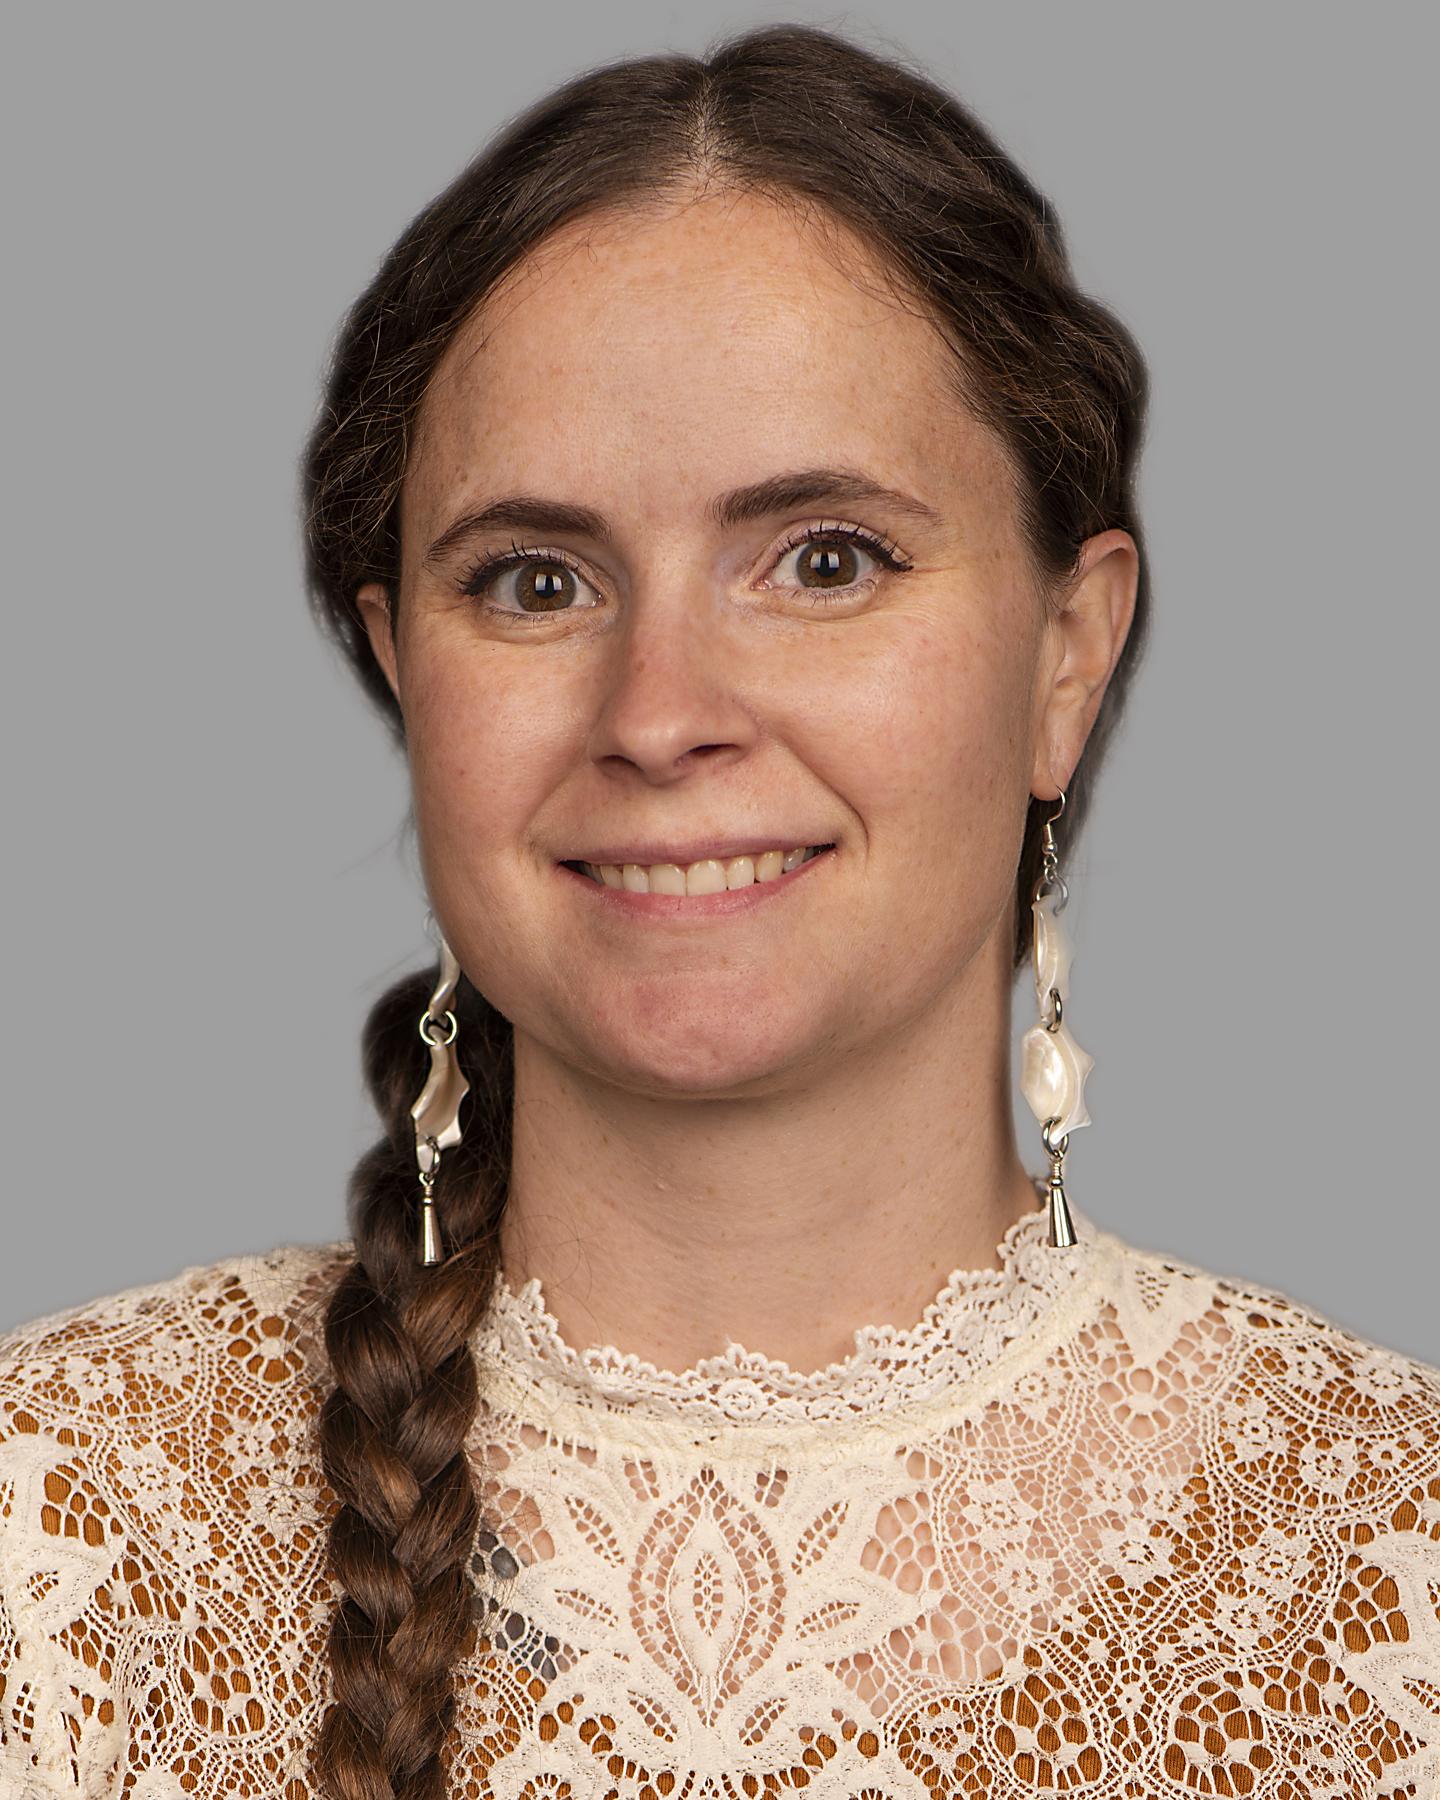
[581, 845, 828, 894]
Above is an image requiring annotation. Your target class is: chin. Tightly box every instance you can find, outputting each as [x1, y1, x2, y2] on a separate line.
[575, 1010, 816, 1099]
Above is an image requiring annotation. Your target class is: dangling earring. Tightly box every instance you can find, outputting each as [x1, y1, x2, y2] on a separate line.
[1019, 790, 1094, 1248]
[410, 918, 470, 1266]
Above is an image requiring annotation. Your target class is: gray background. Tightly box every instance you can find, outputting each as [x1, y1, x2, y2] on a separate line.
[5, 2, 1435, 1362]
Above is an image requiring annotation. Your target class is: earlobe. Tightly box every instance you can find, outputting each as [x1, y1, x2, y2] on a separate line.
[355, 581, 401, 702]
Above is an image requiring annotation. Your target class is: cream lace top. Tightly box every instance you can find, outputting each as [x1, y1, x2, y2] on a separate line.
[2, 1197, 1438, 1799]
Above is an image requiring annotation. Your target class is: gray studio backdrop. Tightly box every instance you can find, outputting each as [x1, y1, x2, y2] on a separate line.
[4, 2, 1435, 1361]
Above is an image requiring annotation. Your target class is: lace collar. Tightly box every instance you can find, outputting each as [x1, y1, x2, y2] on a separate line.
[472, 1193, 1113, 1446]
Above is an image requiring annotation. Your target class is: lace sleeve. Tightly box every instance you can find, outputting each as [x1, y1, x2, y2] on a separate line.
[0, 1535, 83, 1798]
[0, 1249, 340, 1800]
[0, 1310, 110, 1797]
[0, 1284, 261, 1798]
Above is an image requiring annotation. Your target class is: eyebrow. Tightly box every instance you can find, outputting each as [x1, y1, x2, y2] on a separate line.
[421, 466, 944, 568]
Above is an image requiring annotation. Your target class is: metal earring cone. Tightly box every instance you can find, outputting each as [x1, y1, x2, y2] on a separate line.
[1046, 1172, 1078, 1248]
[419, 1195, 444, 1266]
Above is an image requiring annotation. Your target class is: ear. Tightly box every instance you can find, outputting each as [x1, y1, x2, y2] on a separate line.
[1030, 528, 1139, 798]
[355, 581, 401, 703]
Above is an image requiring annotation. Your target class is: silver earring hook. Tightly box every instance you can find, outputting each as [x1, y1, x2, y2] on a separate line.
[1037, 788, 1069, 913]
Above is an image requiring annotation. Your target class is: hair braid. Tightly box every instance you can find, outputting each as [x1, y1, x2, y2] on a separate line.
[311, 967, 512, 1799]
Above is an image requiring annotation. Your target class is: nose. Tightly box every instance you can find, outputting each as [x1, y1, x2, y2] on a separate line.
[583, 583, 760, 785]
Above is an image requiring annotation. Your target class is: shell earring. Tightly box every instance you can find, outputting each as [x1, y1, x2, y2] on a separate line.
[1019, 791, 1094, 1248]
[411, 916, 470, 1266]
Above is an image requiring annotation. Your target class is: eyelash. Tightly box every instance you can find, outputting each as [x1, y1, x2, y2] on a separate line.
[454, 521, 914, 625]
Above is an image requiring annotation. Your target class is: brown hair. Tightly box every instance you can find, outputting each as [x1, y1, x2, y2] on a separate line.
[299, 21, 1150, 1797]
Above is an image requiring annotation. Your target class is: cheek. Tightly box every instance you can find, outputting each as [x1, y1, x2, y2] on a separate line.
[403, 652, 562, 881]
[842, 616, 1035, 949]
[843, 618, 1033, 826]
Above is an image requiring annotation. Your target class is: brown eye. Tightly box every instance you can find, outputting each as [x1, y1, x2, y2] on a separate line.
[458, 546, 601, 619]
[515, 562, 576, 612]
[767, 524, 908, 601]
[796, 536, 863, 588]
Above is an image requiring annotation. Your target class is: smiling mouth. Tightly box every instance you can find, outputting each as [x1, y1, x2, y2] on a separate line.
[561, 844, 836, 895]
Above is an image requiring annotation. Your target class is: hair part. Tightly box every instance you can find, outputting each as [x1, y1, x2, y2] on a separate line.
[300, 22, 1150, 1796]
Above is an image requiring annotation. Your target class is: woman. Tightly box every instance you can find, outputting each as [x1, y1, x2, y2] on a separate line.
[2, 22, 1436, 1800]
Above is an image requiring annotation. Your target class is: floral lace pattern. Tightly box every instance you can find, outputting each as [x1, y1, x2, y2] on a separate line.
[1, 1199, 1437, 1797]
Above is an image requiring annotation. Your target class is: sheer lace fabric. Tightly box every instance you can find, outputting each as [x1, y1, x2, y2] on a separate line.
[0, 1198, 1436, 1798]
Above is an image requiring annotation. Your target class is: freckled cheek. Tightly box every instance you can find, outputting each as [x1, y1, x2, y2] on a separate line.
[849, 643, 1031, 881]
[404, 663, 561, 873]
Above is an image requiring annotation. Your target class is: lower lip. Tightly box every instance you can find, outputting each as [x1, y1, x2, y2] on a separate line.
[556, 848, 836, 917]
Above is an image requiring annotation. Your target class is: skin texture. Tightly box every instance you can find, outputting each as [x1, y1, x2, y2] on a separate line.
[356, 187, 1138, 1373]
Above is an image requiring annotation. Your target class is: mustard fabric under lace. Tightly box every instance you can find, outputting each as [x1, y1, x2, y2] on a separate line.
[1, 1197, 1437, 1797]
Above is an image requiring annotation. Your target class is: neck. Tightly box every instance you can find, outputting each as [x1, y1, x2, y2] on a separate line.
[497, 921, 1040, 1375]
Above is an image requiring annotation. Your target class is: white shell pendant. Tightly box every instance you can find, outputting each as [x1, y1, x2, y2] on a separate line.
[1019, 886, 1094, 1142]
[1020, 1019, 1094, 1141]
[1031, 883, 1073, 1014]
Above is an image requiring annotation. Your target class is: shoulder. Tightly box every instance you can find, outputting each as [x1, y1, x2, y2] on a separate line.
[0, 1239, 358, 1497]
[0, 1239, 358, 1608]
[0, 1238, 356, 1414]
[1093, 1218, 1439, 1391]
[1086, 1218, 1440, 1511]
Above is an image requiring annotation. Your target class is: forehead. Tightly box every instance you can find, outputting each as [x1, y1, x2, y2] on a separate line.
[407, 189, 1010, 537]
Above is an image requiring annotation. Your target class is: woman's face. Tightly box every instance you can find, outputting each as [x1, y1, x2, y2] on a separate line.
[358, 189, 1132, 1097]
